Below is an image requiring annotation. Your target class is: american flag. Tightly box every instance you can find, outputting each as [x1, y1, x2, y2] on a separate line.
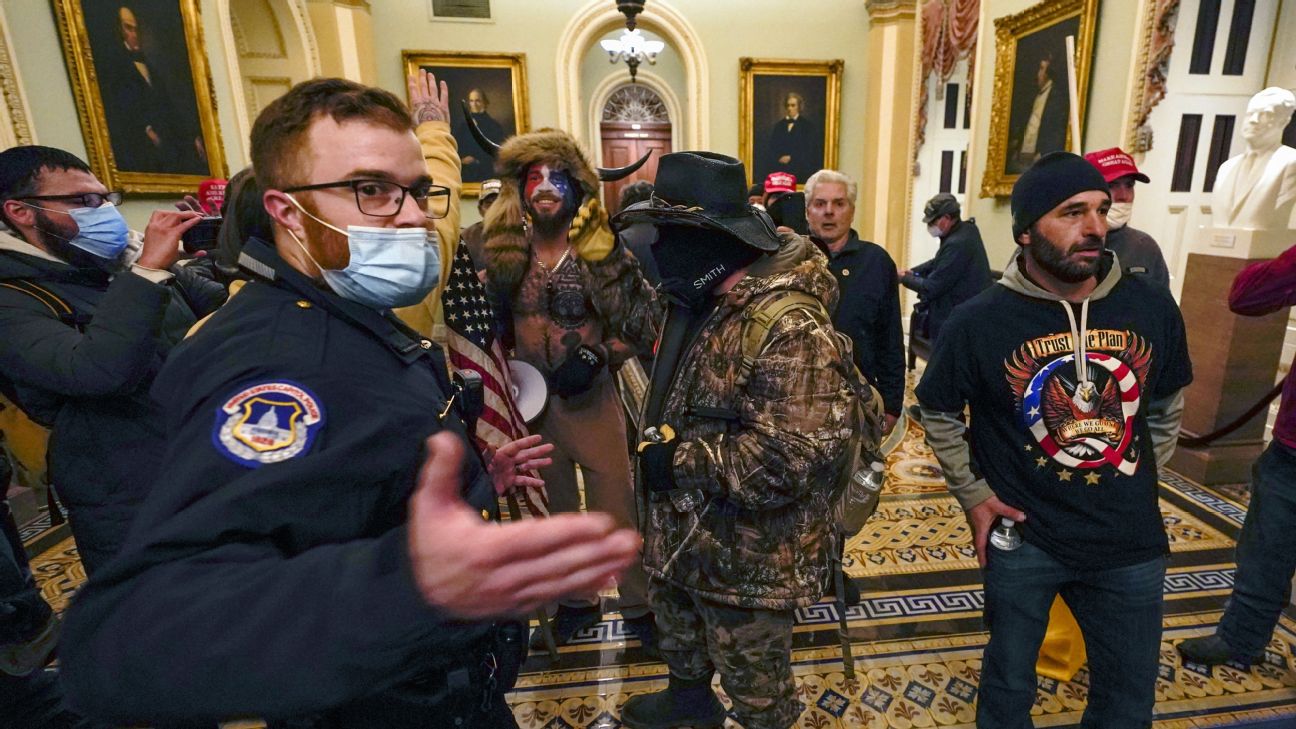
[443, 240, 549, 518]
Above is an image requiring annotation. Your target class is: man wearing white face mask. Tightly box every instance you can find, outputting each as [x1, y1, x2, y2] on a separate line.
[1084, 147, 1170, 289]
[900, 193, 993, 349]
[0, 144, 222, 575]
[61, 77, 642, 729]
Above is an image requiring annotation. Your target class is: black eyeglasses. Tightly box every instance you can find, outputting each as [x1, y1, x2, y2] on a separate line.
[282, 178, 451, 219]
[18, 191, 123, 208]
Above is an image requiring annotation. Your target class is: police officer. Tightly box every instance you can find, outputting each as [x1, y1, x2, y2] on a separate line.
[60, 76, 640, 728]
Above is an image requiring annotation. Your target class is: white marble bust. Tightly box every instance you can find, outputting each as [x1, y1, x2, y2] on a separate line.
[1212, 87, 1296, 231]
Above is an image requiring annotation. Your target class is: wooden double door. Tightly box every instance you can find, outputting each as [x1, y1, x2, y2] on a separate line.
[599, 121, 671, 213]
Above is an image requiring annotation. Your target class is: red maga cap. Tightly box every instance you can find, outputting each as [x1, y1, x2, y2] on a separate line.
[1083, 148, 1150, 184]
[197, 178, 228, 215]
[764, 171, 796, 194]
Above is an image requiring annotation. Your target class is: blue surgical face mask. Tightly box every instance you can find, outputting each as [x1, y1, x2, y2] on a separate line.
[28, 202, 131, 261]
[286, 196, 441, 309]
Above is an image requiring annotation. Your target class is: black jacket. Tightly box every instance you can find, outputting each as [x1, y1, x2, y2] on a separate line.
[823, 230, 905, 416]
[61, 240, 513, 727]
[901, 218, 992, 343]
[0, 239, 224, 573]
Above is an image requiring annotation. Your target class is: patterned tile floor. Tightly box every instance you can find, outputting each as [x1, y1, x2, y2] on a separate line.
[25, 377, 1294, 728]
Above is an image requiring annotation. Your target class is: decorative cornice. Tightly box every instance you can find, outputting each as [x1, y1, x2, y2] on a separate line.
[866, 0, 918, 22]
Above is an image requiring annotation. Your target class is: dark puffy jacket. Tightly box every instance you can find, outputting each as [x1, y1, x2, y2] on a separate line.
[0, 233, 224, 572]
[901, 218, 993, 343]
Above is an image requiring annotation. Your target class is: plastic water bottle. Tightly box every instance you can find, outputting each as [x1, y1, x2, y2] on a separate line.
[851, 461, 886, 508]
[989, 517, 1022, 551]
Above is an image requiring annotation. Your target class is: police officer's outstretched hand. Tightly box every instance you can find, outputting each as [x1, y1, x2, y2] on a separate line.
[485, 433, 554, 495]
[408, 433, 641, 619]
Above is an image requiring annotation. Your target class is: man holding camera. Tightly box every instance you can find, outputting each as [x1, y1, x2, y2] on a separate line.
[0, 145, 224, 573]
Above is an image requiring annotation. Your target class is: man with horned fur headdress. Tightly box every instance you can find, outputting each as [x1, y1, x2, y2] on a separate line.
[481, 129, 663, 651]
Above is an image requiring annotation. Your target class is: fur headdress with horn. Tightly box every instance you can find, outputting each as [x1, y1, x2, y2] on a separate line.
[482, 129, 601, 293]
[465, 100, 651, 294]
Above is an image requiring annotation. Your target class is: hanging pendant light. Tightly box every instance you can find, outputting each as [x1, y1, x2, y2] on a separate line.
[599, 0, 665, 83]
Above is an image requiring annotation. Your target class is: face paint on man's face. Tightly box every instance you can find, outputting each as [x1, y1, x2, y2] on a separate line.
[524, 164, 575, 206]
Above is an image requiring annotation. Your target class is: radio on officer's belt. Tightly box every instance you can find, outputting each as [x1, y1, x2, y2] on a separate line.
[452, 370, 484, 428]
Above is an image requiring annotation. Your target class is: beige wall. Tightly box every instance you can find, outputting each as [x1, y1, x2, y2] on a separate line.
[964, 0, 1142, 266]
[0, 0, 247, 230]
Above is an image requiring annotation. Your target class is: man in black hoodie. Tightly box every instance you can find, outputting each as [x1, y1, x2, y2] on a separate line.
[917, 152, 1191, 728]
[0, 145, 224, 574]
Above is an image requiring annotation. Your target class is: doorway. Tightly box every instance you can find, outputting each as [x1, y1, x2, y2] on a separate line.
[599, 85, 671, 212]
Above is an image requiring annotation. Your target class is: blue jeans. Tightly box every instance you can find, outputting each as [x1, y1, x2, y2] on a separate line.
[1218, 441, 1296, 655]
[978, 540, 1166, 729]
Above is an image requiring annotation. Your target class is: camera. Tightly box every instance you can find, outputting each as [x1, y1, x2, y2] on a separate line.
[180, 217, 223, 254]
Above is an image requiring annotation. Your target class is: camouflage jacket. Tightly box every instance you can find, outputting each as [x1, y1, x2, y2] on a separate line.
[640, 235, 856, 609]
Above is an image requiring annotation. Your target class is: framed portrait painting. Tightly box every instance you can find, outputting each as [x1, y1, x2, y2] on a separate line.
[981, 0, 1099, 197]
[52, 0, 227, 194]
[402, 51, 529, 196]
[740, 58, 844, 188]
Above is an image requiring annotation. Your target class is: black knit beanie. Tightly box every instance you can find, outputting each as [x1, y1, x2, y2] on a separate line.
[1011, 151, 1110, 239]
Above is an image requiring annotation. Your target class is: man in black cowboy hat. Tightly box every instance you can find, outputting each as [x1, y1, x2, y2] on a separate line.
[612, 152, 862, 729]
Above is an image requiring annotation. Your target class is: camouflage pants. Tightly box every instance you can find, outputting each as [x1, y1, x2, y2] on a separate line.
[649, 581, 803, 729]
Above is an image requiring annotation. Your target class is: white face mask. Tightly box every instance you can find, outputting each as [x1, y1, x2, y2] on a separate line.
[1106, 202, 1133, 230]
[928, 224, 942, 239]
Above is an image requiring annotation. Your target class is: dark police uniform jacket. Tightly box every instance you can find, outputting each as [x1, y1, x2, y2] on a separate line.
[0, 238, 225, 574]
[61, 239, 519, 728]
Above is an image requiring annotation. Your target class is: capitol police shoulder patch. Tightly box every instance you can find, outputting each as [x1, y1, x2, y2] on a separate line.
[212, 381, 325, 468]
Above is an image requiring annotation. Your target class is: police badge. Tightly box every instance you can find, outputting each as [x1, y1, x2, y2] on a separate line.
[212, 381, 325, 468]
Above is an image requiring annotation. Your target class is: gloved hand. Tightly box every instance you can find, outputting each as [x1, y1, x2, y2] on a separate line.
[550, 344, 606, 398]
[637, 424, 679, 493]
[568, 197, 615, 262]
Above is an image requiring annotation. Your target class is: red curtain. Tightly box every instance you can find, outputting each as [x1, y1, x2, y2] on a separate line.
[914, 0, 979, 162]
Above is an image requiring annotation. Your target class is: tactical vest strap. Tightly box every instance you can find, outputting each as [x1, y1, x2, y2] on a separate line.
[736, 291, 828, 387]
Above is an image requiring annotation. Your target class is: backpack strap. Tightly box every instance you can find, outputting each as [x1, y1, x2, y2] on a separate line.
[0, 279, 83, 330]
[736, 290, 830, 387]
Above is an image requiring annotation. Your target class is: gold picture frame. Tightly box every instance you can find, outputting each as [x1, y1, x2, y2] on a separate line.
[402, 51, 530, 197]
[52, 0, 227, 195]
[739, 57, 844, 188]
[980, 0, 1099, 198]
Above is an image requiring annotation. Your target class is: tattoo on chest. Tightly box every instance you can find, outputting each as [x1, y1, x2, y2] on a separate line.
[546, 259, 590, 331]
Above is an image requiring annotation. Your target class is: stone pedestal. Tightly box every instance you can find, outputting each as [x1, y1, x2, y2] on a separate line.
[1198, 227, 1293, 260]
[1168, 234, 1291, 484]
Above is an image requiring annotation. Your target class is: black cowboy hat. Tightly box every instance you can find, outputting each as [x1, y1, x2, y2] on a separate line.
[610, 151, 782, 252]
